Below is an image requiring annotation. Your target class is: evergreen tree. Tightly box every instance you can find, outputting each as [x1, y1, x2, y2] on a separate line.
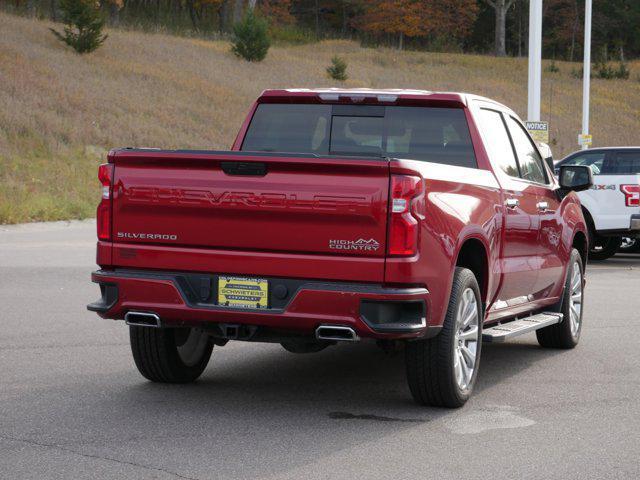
[326, 56, 348, 81]
[50, 0, 107, 54]
[231, 10, 271, 62]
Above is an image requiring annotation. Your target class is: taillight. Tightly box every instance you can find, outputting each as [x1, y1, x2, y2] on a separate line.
[97, 163, 114, 241]
[621, 184, 640, 207]
[388, 175, 424, 256]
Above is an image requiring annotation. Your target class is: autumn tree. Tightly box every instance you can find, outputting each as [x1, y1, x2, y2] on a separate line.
[543, 0, 581, 61]
[355, 0, 476, 50]
[429, 0, 478, 43]
[258, 0, 295, 26]
[355, 0, 431, 50]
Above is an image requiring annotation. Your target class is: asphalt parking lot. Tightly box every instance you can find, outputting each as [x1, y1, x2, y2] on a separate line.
[1, 221, 639, 480]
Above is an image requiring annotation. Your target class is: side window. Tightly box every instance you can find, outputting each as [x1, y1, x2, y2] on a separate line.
[561, 152, 605, 175]
[476, 109, 520, 178]
[602, 151, 640, 175]
[506, 116, 548, 184]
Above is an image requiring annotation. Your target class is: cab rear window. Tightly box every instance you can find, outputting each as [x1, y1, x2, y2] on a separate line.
[241, 103, 477, 168]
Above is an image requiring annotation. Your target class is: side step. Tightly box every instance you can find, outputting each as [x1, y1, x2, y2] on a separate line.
[482, 312, 563, 343]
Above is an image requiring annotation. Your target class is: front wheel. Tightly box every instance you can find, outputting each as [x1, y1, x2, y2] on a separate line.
[130, 326, 213, 383]
[536, 248, 584, 349]
[405, 268, 482, 408]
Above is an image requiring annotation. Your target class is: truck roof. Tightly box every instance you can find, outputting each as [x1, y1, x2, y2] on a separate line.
[258, 88, 510, 111]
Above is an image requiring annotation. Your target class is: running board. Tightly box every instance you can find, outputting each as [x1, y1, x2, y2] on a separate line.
[482, 312, 563, 343]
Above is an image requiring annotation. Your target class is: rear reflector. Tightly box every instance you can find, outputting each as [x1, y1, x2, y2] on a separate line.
[97, 163, 114, 241]
[388, 175, 424, 256]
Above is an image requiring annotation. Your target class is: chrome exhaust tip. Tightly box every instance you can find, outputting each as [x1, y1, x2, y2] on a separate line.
[315, 325, 359, 342]
[125, 311, 161, 328]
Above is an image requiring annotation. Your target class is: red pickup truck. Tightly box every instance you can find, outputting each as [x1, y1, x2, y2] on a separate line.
[88, 89, 593, 407]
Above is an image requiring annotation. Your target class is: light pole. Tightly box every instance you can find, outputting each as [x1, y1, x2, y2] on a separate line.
[581, 0, 593, 150]
[527, 0, 543, 122]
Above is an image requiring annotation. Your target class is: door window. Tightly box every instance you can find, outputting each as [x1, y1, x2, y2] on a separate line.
[506, 117, 548, 184]
[477, 109, 520, 178]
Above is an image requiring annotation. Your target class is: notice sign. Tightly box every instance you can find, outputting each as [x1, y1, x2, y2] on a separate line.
[525, 121, 549, 144]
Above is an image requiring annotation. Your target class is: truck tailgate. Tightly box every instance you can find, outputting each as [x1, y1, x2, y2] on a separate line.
[108, 150, 390, 281]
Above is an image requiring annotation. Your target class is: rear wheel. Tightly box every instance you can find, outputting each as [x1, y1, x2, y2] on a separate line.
[589, 233, 622, 261]
[537, 248, 584, 349]
[619, 237, 640, 253]
[130, 326, 213, 383]
[405, 268, 482, 408]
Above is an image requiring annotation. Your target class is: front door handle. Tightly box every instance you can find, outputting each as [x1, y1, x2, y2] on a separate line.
[506, 198, 520, 209]
[537, 201, 549, 212]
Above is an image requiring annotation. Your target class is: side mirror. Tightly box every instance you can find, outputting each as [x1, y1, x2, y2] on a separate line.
[559, 165, 593, 193]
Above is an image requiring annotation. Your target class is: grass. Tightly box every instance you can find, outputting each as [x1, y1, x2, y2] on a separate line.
[2, 11, 640, 224]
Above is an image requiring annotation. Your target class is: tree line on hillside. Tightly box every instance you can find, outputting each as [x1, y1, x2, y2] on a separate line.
[6, 0, 640, 60]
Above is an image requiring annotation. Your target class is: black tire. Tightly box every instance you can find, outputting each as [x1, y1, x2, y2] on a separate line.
[405, 267, 483, 408]
[536, 248, 584, 349]
[589, 234, 622, 261]
[130, 326, 213, 383]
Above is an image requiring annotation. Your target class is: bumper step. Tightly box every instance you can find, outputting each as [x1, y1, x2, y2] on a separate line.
[482, 312, 563, 343]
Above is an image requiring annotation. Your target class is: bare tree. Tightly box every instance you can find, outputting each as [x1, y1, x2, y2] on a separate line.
[482, 0, 518, 56]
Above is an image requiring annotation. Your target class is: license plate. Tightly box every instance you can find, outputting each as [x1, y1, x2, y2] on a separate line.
[218, 276, 268, 309]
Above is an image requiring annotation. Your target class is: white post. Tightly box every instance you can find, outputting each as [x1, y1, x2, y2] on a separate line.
[527, 0, 543, 122]
[581, 0, 592, 150]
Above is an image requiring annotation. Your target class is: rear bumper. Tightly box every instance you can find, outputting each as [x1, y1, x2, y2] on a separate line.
[88, 269, 439, 340]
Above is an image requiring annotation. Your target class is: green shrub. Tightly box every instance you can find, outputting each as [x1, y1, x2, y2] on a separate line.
[594, 61, 630, 79]
[614, 62, 630, 79]
[50, 0, 107, 54]
[595, 61, 615, 79]
[326, 56, 348, 81]
[545, 61, 560, 73]
[231, 11, 270, 62]
[572, 62, 630, 80]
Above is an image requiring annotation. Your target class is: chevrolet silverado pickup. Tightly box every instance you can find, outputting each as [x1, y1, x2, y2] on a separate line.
[88, 89, 593, 408]
[554, 147, 640, 259]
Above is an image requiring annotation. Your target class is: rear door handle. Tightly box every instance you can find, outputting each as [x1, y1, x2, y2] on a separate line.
[506, 198, 519, 209]
[536, 201, 549, 212]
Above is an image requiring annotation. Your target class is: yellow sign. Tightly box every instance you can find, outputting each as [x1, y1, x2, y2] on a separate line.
[525, 121, 549, 144]
[578, 133, 593, 147]
[218, 276, 268, 309]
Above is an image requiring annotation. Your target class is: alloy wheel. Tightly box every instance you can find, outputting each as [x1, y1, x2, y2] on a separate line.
[453, 288, 480, 391]
[569, 261, 583, 337]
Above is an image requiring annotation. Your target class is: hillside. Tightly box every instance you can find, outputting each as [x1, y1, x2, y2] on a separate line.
[1, 11, 639, 223]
